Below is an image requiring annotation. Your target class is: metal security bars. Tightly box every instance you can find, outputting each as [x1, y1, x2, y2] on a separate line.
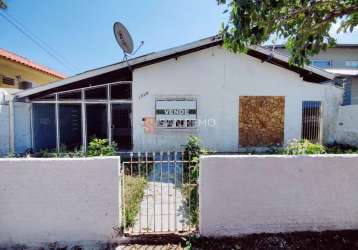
[121, 152, 198, 235]
[30, 81, 132, 152]
[301, 101, 322, 143]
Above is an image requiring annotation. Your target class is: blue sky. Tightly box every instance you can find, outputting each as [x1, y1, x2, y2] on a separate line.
[1, 0, 357, 76]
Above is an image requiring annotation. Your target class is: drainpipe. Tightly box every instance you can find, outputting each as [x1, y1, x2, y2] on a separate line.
[8, 95, 15, 155]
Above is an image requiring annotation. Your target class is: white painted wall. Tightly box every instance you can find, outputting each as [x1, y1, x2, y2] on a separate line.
[0, 101, 31, 156]
[132, 46, 343, 152]
[0, 104, 9, 156]
[0, 157, 121, 244]
[199, 155, 358, 237]
[14, 102, 32, 154]
[335, 105, 358, 146]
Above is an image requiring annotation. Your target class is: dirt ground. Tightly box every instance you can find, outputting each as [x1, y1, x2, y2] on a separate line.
[118, 230, 358, 250]
[2, 230, 358, 250]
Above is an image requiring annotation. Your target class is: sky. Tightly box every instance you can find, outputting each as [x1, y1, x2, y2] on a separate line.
[1, 0, 357, 77]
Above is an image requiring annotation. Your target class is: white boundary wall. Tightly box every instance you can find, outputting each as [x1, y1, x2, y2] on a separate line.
[335, 105, 358, 147]
[0, 157, 121, 244]
[200, 155, 358, 237]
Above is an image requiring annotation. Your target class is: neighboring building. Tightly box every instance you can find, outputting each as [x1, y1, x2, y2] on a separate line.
[0, 48, 65, 155]
[0, 48, 65, 90]
[266, 44, 358, 105]
[3, 36, 346, 155]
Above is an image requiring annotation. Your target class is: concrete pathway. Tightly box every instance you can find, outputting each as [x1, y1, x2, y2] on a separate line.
[129, 153, 189, 233]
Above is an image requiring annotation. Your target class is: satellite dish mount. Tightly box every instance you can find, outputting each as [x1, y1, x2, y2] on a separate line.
[113, 22, 143, 70]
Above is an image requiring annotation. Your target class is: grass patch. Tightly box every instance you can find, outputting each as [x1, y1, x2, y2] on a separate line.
[123, 175, 147, 228]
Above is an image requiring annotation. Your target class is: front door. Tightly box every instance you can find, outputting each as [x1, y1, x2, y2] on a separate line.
[112, 103, 132, 151]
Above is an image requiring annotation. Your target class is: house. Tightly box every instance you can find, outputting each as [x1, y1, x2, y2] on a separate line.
[0, 48, 65, 90]
[0, 49, 65, 155]
[0, 36, 348, 155]
[266, 44, 358, 105]
[266, 44, 358, 146]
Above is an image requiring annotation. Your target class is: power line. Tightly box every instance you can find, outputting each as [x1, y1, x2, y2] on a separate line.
[0, 11, 78, 74]
[4, 11, 81, 72]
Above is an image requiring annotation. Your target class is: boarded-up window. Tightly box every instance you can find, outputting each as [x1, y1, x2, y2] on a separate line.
[301, 101, 321, 143]
[239, 96, 285, 147]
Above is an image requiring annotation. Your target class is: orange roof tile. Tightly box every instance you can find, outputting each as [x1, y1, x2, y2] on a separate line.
[0, 48, 66, 79]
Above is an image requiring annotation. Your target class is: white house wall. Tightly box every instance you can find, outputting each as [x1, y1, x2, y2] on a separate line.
[335, 105, 358, 146]
[132, 46, 343, 152]
[0, 102, 31, 156]
[14, 102, 32, 154]
[0, 104, 9, 156]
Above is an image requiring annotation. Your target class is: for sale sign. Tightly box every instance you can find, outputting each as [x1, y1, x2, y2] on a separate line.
[155, 99, 197, 128]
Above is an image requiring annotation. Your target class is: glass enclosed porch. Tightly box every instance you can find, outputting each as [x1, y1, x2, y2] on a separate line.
[31, 81, 132, 153]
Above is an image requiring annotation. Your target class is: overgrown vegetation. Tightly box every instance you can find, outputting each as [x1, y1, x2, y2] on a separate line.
[326, 143, 358, 154]
[182, 136, 207, 227]
[282, 140, 358, 155]
[33, 137, 117, 158]
[217, 0, 358, 66]
[123, 175, 147, 228]
[87, 138, 117, 156]
[36, 146, 85, 158]
[284, 139, 327, 155]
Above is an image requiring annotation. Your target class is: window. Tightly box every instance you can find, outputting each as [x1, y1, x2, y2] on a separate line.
[86, 104, 108, 142]
[310, 60, 332, 68]
[85, 86, 107, 99]
[59, 104, 82, 150]
[59, 90, 81, 100]
[32, 104, 56, 151]
[112, 103, 132, 150]
[111, 83, 131, 99]
[18, 81, 33, 90]
[301, 101, 321, 143]
[345, 60, 358, 68]
[1, 76, 15, 85]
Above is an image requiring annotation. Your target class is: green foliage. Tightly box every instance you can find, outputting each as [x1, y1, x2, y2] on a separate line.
[285, 139, 326, 155]
[36, 146, 84, 158]
[87, 138, 117, 157]
[34, 138, 117, 158]
[0, 0, 7, 9]
[183, 136, 207, 227]
[123, 175, 147, 228]
[217, 0, 358, 66]
[326, 143, 358, 154]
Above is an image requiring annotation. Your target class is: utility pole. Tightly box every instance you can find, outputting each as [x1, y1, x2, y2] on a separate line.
[0, 0, 7, 9]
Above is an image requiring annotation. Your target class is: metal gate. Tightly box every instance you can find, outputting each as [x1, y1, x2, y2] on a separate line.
[121, 152, 198, 235]
[301, 101, 322, 143]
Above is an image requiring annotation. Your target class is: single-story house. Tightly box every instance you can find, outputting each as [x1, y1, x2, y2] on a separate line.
[0, 36, 347, 154]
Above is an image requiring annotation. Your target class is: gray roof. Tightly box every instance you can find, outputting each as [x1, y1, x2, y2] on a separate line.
[16, 36, 335, 99]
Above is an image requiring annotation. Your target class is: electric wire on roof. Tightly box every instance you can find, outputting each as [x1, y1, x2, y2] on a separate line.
[0, 11, 78, 75]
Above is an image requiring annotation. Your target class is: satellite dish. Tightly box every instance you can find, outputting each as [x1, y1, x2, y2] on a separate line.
[113, 22, 134, 54]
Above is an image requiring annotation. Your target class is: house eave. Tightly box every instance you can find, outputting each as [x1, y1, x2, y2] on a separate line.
[15, 36, 335, 99]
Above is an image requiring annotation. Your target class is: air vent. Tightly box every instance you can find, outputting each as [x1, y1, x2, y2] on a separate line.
[19, 81, 33, 90]
[1, 76, 15, 85]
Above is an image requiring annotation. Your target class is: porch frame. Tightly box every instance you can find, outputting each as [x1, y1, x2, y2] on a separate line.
[30, 81, 132, 153]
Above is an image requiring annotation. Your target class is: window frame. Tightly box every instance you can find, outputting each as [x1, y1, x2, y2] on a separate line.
[345, 60, 358, 68]
[310, 59, 332, 68]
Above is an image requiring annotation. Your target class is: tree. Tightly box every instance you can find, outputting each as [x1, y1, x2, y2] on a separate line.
[217, 0, 358, 66]
[0, 0, 6, 9]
